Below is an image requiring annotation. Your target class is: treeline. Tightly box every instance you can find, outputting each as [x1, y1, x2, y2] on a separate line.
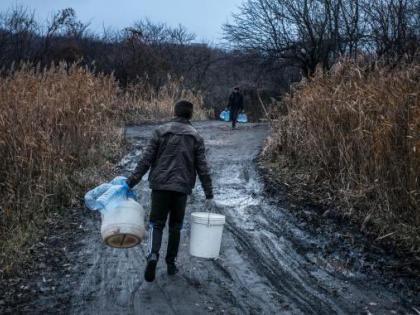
[224, 0, 420, 77]
[2, 1, 417, 115]
[0, 6, 298, 117]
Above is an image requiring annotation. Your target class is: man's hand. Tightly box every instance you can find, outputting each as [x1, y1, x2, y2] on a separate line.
[122, 178, 137, 199]
[125, 177, 137, 190]
[205, 199, 217, 211]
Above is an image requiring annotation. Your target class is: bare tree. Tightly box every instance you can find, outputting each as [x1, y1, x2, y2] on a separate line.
[167, 24, 196, 45]
[362, 0, 419, 64]
[0, 6, 38, 64]
[224, 0, 419, 76]
[41, 8, 88, 63]
[223, 0, 349, 77]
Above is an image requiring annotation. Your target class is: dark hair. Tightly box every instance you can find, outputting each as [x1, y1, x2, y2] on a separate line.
[174, 100, 194, 119]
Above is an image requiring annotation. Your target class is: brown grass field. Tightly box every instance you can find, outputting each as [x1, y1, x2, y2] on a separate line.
[263, 61, 420, 255]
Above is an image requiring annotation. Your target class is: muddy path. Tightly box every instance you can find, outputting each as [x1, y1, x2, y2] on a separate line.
[6, 121, 418, 314]
[65, 121, 418, 314]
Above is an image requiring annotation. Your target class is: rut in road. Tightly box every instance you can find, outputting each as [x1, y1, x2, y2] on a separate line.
[70, 121, 414, 315]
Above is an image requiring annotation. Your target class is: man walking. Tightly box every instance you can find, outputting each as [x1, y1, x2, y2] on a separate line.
[126, 100, 214, 282]
[227, 86, 244, 129]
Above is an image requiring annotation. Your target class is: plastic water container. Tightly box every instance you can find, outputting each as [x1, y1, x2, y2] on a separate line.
[101, 198, 145, 248]
[189, 212, 226, 258]
[97, 184, 127, 210]
[219, 110, 230, 122]
[237, 112, 248, 123]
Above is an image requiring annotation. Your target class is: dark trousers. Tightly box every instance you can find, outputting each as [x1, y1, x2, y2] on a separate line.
[148, 190, 187, 263]
[230, 108, 240, 128]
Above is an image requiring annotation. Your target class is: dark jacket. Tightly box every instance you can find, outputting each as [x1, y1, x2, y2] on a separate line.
[127, 117, 213, 199]
[228, 92, 244, 112]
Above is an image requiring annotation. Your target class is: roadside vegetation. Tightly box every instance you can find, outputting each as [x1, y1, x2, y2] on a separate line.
[224, 0, 419, 258]
[0, 64, 206, 273]
[262, 61, 420, 255]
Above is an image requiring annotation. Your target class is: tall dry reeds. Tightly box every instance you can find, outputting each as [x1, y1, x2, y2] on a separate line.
[0, 64, 207, 272]
[264, 61, 420, 253]
[120, 76, 209, 123]
[0, 64, 122, 271]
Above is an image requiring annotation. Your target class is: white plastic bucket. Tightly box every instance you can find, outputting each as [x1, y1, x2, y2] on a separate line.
[189, 212, 226, 258]
[101, 198, 145, 248]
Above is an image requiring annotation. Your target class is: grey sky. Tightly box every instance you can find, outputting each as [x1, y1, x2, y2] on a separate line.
[0, 0, 242, 43]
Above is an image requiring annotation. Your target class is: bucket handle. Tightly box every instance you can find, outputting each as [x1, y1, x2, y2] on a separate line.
[207, 201, 213, 227]
[206, 199, 218, 227]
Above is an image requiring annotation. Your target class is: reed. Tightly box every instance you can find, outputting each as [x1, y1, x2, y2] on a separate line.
[264, 61, 420, 253]
[0, 63, 207, 272]
[119, 76, 209, 123]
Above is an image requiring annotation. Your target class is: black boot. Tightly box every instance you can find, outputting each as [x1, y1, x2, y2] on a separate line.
[167, 262, 179, 276]
[144, 253, 159, 282]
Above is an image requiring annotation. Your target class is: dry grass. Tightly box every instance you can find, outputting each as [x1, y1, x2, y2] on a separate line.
[0, 64, 122, 273]
[117, 76, 209, 124]
[0, 64, 207, 273]
[264, 61, 420, 254]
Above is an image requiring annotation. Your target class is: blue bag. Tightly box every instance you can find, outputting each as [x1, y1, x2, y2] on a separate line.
[219, 110, 248, 123]
[237, 113, 248, 123]
[84, 183, 113, 211]
[219, 110, 230, 122]
[84, 176, 132, 213]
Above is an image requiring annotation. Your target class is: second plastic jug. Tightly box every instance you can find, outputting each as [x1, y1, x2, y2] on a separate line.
[101, 198, 145, 248]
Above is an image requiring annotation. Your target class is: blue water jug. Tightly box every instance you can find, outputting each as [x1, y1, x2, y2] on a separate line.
[237, 113, 248, 123]
[219, 110, 230, 122]
[96, 184, 128, 211]
[85, 176, 132, 213]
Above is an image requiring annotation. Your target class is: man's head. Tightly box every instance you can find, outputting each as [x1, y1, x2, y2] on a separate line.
[233, 86, 240, 93]
[174, 100, 194, 120]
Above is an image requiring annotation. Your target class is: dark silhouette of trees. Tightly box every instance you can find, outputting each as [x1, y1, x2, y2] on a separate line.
[0, 6, 294, 119]
[223, 0, 419, 77]
[363, 0, 420, 63]
[0, 6, 38, 65]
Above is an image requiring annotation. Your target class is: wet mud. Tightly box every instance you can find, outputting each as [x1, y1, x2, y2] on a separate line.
[3, 121, 419, 314]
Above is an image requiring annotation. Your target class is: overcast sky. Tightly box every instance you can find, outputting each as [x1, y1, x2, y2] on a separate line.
[0, 0, 242, 43]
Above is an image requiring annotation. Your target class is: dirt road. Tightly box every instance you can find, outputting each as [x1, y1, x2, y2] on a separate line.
[30, 121, 419, 314]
